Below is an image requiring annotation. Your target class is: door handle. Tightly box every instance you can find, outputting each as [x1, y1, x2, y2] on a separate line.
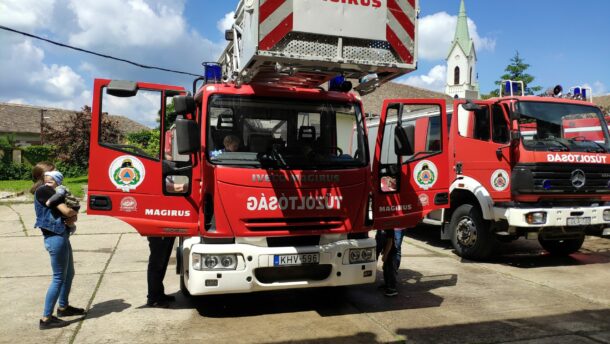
[89, 195, 112, 211]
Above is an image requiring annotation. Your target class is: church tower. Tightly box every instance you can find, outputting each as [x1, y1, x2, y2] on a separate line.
[445, 0, 479, 99]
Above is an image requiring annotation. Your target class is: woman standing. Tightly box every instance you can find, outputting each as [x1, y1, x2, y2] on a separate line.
[31, 162, 85, 330]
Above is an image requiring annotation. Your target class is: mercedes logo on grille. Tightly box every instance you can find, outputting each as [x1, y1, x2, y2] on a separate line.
[571, 169, 586, 189]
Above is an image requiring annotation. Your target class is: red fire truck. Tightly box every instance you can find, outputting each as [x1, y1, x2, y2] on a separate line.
[366, 81, 610, 260]
[86, 0, 452, 295]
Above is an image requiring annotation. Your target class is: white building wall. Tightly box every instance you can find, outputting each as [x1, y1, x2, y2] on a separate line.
[445, 45, 472, 99]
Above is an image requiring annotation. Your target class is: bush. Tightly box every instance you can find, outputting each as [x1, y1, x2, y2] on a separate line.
[0, 162, 31, 180]
[22, 145, 56, 165]
[54, 161, 88, 178]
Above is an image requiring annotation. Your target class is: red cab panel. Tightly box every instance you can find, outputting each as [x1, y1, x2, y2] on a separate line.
[87, 79, 200, 237]
[372, 99, 450, 230]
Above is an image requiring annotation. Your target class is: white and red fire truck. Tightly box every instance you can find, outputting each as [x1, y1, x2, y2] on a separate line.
[86, 0, 453, 295]
[366, 81, 610, 260]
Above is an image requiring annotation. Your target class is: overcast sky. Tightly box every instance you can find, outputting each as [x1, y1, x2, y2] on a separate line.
[1, 0, 608, 117]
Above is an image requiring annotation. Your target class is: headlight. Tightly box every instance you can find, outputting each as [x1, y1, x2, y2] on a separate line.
[192, 254, 239, 271]
[348, 248, 376, 264]
[525, 212, 547, 225]
[603, 209, 610, 221]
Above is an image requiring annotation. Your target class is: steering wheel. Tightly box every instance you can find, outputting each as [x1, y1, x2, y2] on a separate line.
[317, 146, 344, 156]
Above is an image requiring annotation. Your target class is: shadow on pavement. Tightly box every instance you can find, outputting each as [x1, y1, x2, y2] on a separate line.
[405, 225, 610, 268]
[264, 332, 405, 344]
[395, 308, 610, 344]
[162, 269, 457, 318]
[85, 299, 131, 320]
[261, 309, 610, 344]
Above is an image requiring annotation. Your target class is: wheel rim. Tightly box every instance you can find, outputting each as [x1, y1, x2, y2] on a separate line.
[456, 216, 477, 248]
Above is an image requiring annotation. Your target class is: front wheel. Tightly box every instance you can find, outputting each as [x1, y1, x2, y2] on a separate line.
[538, 235, 585, 256]
[449, 204, 495, 260]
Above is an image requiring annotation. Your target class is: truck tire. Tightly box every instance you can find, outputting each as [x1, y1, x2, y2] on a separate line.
[449, 204, 495, 260]
[538, 235, 585, 256]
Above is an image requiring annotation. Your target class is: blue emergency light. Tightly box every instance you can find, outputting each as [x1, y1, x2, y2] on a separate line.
[329, 75, 352, 92]
[204, 64, 222, 84]
[581, 88, 588, 100]
[504, 81, 520, 94]
[573, 87, 582, 97]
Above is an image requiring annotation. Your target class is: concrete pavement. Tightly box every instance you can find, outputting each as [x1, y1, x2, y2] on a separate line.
[0, 203, 609, 344]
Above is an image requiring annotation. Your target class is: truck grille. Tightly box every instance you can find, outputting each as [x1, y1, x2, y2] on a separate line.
[243, 217, 344, 232]
[255, 265, 332, 284]
[512, 163, 610, 194]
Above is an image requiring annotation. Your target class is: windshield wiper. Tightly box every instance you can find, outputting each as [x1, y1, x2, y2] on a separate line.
[257, 149, 288, 169]
[568, 137, 607, 153]
[541, 138, 570, 151]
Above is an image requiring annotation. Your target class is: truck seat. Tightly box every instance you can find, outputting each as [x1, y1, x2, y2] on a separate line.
[249, 134, 272, 153]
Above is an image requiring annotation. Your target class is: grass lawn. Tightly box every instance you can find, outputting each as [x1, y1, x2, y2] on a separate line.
[0, 176, 88, 198]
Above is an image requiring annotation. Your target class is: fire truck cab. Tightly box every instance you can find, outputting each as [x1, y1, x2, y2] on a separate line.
[86, 0, 453, 295]
[366, 81, 610, 260]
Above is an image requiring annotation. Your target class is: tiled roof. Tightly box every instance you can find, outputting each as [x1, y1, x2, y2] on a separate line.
[594, 95, 610, 110]
[0, 102, 149, 136]
[358, 82, 454, 116]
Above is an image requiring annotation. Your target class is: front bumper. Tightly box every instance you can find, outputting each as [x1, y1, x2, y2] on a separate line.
[183, 237, 377, 296]
[493, 205, 610, 228]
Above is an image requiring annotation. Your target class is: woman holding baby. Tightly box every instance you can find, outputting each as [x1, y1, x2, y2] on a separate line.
[31, 162, 85, 330]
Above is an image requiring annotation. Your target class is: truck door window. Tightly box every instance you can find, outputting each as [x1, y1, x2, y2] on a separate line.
[492, 104, 509, 143]
[378, 104, 443, 193]
[457, 106, 490, 141]
[99, 88, 163, 160]
[163, 96, 191, 195]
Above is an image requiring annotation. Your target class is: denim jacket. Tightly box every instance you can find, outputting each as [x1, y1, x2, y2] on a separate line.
[34, 191, 66, 235]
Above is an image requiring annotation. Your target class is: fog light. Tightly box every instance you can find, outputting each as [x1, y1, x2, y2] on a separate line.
[603, 209, 610, 221]
[525, 212, 547, 225]
[348, 248, 376, 264]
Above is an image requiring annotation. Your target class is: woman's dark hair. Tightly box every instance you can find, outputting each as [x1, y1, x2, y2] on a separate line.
[30, 161, 55, 194]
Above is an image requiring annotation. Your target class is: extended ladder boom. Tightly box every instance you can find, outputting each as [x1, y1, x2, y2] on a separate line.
[219, 0, 419, 94]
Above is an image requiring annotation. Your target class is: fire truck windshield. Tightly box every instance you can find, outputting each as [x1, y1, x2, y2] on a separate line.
[206, 96, 367, 169]
[516, 101, 610, 153]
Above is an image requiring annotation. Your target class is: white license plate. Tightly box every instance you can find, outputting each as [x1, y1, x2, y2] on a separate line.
[567, 217, 591, 226]
[274, 253, 319, 266]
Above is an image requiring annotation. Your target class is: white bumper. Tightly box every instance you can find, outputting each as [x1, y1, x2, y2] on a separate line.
[183, 237, 377, 295]
[493, 205, 610, 228]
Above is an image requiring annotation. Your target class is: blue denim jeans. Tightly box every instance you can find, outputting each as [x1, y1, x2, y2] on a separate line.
[394, 229, 405, 270]
[43, 233, 74, 317]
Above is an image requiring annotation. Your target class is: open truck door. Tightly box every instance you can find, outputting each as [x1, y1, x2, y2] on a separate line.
[87, 79, 200, 236]
[372, 99, 450, 230]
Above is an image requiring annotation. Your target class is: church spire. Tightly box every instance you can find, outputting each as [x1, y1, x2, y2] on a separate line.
[454, 0, 472, 56]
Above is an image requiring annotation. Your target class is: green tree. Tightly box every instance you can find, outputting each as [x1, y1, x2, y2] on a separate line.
[483, 51, 542, 98]
[43, 106, 121, 174]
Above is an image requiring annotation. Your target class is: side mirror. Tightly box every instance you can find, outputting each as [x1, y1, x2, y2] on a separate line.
[106, 80, 138, 97]
[461, 101, 483, 111]
[394, 124, 415, 156]
[173, 96, 196, 116]
[176, 118, 200, 154]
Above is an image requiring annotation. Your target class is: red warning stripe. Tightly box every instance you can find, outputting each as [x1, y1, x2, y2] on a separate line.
[259, 13, 293, 51]
[260, 0, 287, 24]
[387, 0, 415, 40]
[386, 26, 413, 64]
